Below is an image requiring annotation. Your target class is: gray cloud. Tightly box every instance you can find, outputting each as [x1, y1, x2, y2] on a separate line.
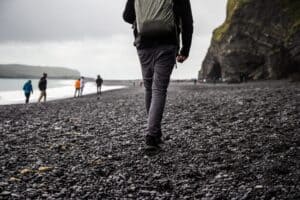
[0, 0, 129, 42]
[0, 0, 226, 42]
[0, 0, 227, 79]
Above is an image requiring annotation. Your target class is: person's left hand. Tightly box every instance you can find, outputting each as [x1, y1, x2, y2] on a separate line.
[176, 55, 187, 63]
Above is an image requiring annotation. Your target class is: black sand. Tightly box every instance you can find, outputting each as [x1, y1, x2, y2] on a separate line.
[0, 81, 299, 199]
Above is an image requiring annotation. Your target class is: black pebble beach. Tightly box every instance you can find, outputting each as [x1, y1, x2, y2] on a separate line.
[0, 81, 299, 199]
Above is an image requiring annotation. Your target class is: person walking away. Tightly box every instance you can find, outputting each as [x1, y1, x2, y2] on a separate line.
[38, 73, 47, 102]
[23, 80, 33, 104]
[123, 0, 194, 149]
[74, 79, 81, 98]
[80, 76, 85, 96]
[96, 75, 103, 95]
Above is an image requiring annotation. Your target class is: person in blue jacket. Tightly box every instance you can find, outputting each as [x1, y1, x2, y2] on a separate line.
[23, 80, 33, 104]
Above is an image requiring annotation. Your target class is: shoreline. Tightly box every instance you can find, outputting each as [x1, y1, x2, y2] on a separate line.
[0, 84, 126, 106]
[0, 79, 297, 106]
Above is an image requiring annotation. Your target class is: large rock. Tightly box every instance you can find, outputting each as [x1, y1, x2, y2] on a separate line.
[200, 0, 300, 82]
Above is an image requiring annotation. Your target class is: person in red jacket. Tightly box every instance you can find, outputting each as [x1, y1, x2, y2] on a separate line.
[74, 79, 81, 98]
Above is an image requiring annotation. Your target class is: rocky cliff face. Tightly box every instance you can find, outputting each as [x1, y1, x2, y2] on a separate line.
[200, 0, 300, 82]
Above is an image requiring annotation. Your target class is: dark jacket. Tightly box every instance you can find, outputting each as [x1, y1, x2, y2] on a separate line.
[38, 77, 47, 91]
[96, 78, 103, 86]
[23, 81, 33, 94]
[123, 0, 193, 57]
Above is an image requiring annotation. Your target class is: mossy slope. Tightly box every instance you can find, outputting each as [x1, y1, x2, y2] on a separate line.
[282, 0, 300, 37]
[202, 0, 300, 81]
[213, 0, 251, 42]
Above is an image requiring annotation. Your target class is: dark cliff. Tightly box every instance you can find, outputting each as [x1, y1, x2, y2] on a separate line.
[0, 64, 80, 79]
[200, 0, 300, 82]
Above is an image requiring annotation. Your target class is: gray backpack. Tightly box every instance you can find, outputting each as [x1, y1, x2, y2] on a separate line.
[134, 0, 175, 37]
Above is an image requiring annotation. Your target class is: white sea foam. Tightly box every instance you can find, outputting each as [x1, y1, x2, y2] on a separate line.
[0, 81, 125, 105]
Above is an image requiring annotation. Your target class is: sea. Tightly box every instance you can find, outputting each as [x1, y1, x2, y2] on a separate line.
[0, 78, 125, 105]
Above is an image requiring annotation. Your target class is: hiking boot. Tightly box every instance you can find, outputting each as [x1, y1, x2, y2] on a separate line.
[145, 135, 160, 149]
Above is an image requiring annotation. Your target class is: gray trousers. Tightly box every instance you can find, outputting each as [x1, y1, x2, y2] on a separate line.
[137, 45, 176, 138]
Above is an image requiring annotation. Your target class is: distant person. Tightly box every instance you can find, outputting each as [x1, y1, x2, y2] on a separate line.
[38, 73, 47, 102]
[23, 80, 33, 104]
[193, 79, 197, 85]
[239, 72, 248, 83]
[80, 76, 85, 96]
[123, 0, 194, 149]
[74, 79, 81, 98]
[96, 75, 103, 95]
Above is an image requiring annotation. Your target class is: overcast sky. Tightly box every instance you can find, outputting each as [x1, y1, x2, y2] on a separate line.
[0, 0, 227, 79]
